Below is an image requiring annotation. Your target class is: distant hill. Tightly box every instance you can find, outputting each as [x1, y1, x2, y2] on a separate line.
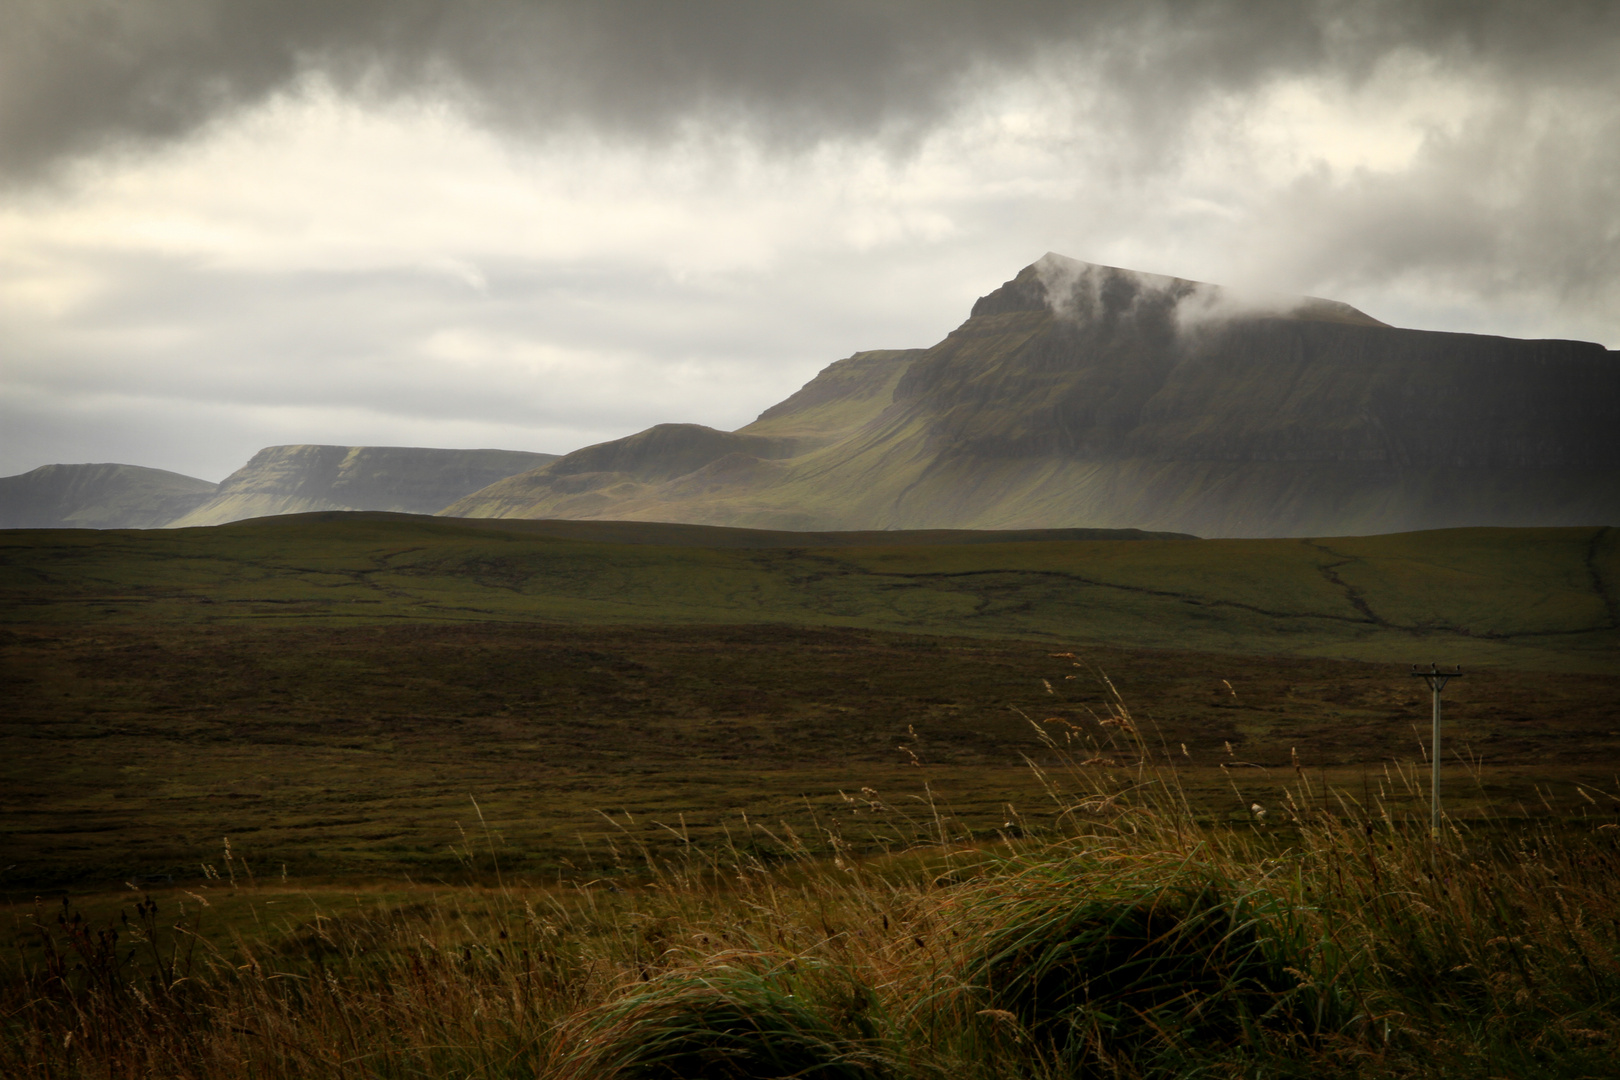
[445, 254, 1620, 536]
[353, 512, 1193, 547]
[166, 445, 557, 527]
[0, 463, 217, 529]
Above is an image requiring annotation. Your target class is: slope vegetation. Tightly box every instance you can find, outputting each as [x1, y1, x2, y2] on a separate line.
[448, 350, 920, 526]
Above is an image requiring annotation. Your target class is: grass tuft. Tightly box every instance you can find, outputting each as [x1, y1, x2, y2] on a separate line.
[554, 965, 887, 1080]
[952, 855, 1343, 1076]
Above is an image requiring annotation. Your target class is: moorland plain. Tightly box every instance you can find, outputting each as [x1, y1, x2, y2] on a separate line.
[2, 514, 1616, 893]
[3, 512, 1616, 664]
[5, 514, 1620, 1079]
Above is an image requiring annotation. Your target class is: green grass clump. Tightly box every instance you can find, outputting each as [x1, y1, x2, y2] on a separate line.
[956, 862, 1334, 1074]
[7, 805, 1619, 1078]
[554, 966, 886, 1080]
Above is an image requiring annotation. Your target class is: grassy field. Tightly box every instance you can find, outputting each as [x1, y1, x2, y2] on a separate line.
[6, 732, 1618, 1079]
[3, 514, 1616, 891]
[4, 514, 1618, 1075]
[2, 513, 1615, 666]
[5, 619, 1617, 895]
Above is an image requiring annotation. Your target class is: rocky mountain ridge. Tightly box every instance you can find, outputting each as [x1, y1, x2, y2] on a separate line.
[444, 254, 1620, 536]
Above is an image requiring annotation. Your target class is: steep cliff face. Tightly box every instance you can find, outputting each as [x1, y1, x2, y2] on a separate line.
[0, 463, 217, 529]
[445, 253, 1620, 536]
[168, 445, 556, 527]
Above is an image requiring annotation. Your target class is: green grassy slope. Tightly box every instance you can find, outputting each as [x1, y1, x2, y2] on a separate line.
[3, 513, 1614, 668]
[0, 462, 217, 529]
[443, 350, 923, 523]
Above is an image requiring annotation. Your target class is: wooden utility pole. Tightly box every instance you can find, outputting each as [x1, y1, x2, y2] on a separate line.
[1411, 663, 1463, 836]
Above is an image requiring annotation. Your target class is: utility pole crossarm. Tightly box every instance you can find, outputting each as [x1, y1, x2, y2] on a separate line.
[1411, 663, 1464, 837]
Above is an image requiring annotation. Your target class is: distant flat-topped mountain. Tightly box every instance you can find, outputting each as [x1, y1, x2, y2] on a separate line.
[0, 463, 218, 529]
[444, 253, 1620, 536]
[166, 445, 558, 528]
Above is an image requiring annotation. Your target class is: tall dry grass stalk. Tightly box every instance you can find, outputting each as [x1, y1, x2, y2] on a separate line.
[6, 662, 1618, 1078]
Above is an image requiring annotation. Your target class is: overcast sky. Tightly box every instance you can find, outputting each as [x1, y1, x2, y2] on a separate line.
[3, 0, 1618, 481]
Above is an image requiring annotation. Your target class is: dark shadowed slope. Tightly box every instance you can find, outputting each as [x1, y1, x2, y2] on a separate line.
[168, 445, 557, 527]
[0, 463, 217, 529]
[446, 255, 1620, 536]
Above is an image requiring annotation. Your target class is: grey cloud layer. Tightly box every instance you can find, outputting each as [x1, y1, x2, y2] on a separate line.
[10, 0, 1618, 314]
[6, 0, 1620, 482]
[7, 0, 1618, 179]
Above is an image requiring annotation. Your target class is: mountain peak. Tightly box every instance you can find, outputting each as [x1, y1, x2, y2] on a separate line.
[443, 250, 1617, 536]
[971, 252, 1387, 329]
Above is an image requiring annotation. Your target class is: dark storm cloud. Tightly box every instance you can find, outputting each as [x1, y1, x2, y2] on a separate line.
[6, 0, 1620, 482]
[6, 0, 1618, 181]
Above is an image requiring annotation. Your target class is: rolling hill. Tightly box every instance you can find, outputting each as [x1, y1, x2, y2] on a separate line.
[446, 254, 1620, 536]
[1, 446, 560, 530]
[166, 444, 557, 527]
[0, 462, 217, 529]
